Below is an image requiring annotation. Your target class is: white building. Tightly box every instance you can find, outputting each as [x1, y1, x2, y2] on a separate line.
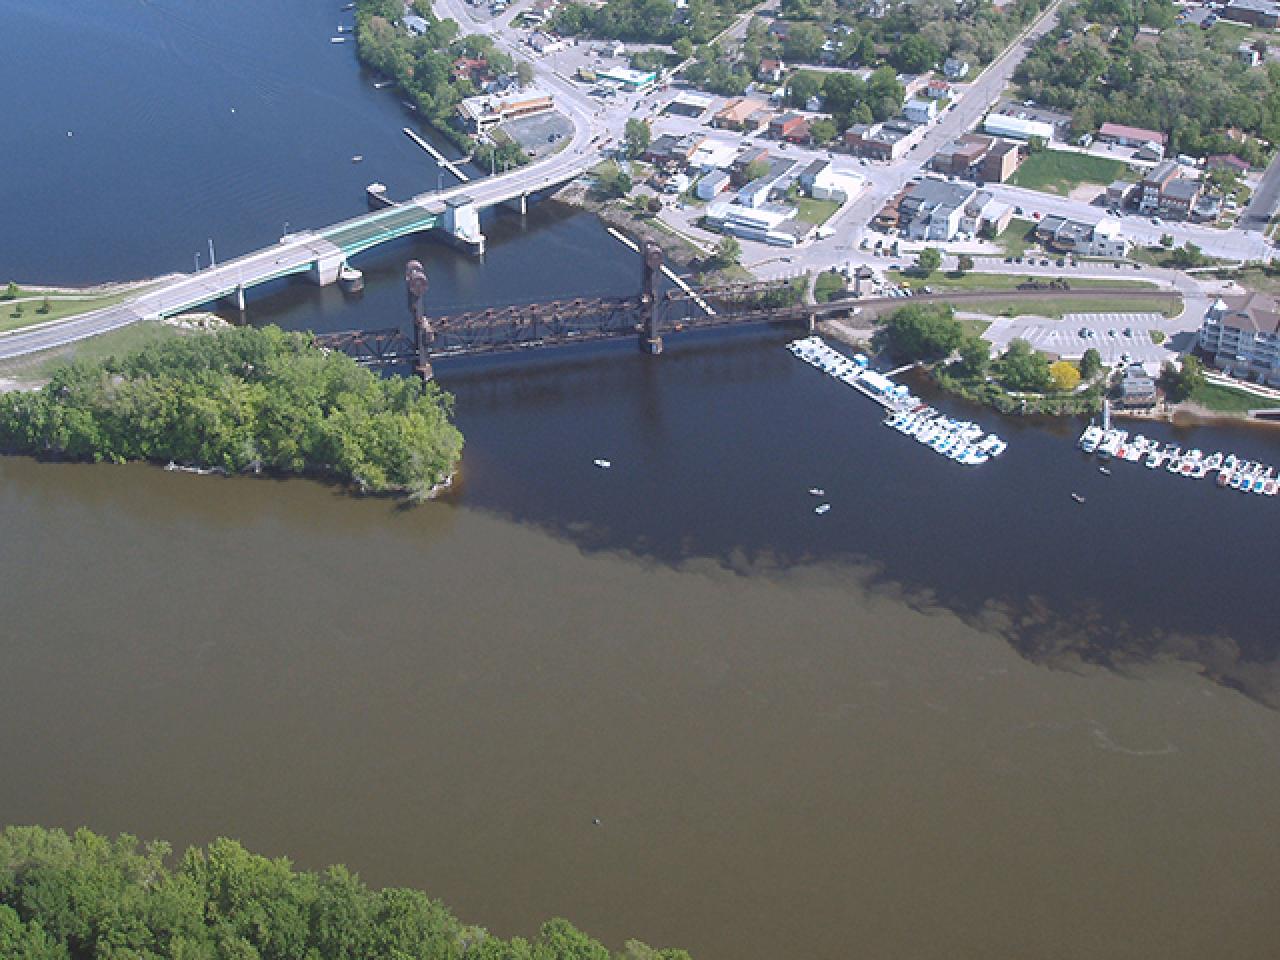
[1199, 293, 1280, 386]
[903, 98, 938, 124]
[697, 169, 731, 200]
[705, 200, 801, 246]
[983, 113, 1054, 141]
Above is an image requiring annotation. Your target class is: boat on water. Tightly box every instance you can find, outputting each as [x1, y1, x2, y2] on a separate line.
[1071, 493, 1086, 504]
[351, 154, 363, 163]
[374, 80, 393, 89]
[814, 503, 831, 515]
[1099, 466, 1111, 475]
[593, 458, 611, 469]
[809, 488, 825, 496]
[330, 36, 346, 43]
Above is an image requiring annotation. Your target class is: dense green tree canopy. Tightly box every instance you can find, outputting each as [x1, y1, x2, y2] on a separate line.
[0, 826, 692, 960]
[881, 303, 963, 362]
[1000, 338, 1052, 392]
[0, 326, 463, 498]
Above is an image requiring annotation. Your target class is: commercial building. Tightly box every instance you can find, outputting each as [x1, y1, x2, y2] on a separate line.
[1199, 293, 1280, 386]
[931, 134, 1023, 183]
[1223, 0, 1280, 27]
[1097, 122, 1167, 150]
[1138, 160, 1202, 219]
[713, 97, 771, 131]
[983, 112, 1054, 142]
[664, 90, 715, 118]
[903, 98, 938, 124]
[1119, 366, 1158, 407]
[696, 169, 731, 200]
[843, 121, 910, 160]
[987, 101, 1072, 140]
[704, 200, 806, 246]
[457, 89, 555, 133]
[768, 112, 811, 143]
[643, 132, 704, 167]
[897, 179, 976, 240]
[798, 159, 863, 202]
[597, 66, 657, 93]
[1035, 216, 1130, 257]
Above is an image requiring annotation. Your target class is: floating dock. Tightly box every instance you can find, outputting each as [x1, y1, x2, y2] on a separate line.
[788, 336, 1007, 466]
[1078, 425, 1278, 497]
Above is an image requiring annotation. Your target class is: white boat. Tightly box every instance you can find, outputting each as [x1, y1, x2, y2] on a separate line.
[814, 503, 831, 515]
[330, 36, 347, 43]
[593, 458, 611, 469]
[351, 154, 364, 163]
[809, 488, 825, 496]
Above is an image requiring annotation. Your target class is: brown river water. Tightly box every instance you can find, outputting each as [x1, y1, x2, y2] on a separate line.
[2, 457, 1278, 960]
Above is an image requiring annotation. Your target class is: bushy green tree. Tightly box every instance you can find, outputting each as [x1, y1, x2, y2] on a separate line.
[916, 247, 942, 276]
[882, 303, 963, 362]
[624, 117, 651, 159]
[1080, 347, 1102, 379]
[1000, 338, 1052, 391]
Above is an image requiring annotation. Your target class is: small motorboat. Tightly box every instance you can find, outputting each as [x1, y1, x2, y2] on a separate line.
[814, 503, 831, 515]
[330, 36, 346, 43]
[593, 458, 611, 469]
[809, 488, 825, 496]
[1071, 492, 1086, 504]
[351, 154, 364, 163]
[1099, 466, 1111, 476]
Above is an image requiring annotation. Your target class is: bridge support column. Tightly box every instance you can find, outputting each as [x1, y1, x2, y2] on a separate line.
[219, 284, 246, 313]
[440, 195, 486, 257]
[639, 240, 664, 355]
[309, 250, 346, 286]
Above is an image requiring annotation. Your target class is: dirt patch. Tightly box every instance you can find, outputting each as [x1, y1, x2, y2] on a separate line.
[1067, 183, 1105, 204]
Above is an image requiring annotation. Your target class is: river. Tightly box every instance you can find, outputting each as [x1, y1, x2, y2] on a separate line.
[2, 1, 1280, 958]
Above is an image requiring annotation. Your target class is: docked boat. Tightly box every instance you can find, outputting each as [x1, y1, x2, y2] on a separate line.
[330, 36, 346, 43]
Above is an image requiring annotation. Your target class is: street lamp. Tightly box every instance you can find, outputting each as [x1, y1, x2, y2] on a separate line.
[282, 220, 290, 240]
[194, 252, 201, 272]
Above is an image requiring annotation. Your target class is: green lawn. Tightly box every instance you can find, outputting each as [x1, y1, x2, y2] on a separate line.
[795, 196, 841, 225]
[1128, 246, 1229, 269]
[957, 317, 991, 340]
[889, 269, 1158, 293]
[814, 270, 847, 303]
[959, 293, 1181, 320]
[0, 287, 142, 333]
[1009, 150, 1131, 195]
[1189, 381, 1266, 413]
[994, 218, 1036, 257]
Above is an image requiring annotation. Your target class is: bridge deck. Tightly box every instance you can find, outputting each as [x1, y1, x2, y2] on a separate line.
[322, 203, 440, 252]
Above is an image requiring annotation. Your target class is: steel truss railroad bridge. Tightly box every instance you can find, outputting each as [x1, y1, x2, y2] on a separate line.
[314, 243, 827, 380]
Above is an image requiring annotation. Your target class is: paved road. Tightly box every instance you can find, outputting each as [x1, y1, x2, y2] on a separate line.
[1241, 149, 1280, 231]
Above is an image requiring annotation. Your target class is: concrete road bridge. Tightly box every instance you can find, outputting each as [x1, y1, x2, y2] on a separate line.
[0, 147, 597, 361]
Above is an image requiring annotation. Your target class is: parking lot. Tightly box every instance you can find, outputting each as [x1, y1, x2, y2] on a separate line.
[986, 312, 1172, 366]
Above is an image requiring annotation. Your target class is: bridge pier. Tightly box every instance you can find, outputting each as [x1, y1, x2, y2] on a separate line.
[438, 195, 486, 256]
[219, 284, 246, 313]
[639, 240, 664, 355]
[309, 250, 346, 286]
[504, 193, 528, 216]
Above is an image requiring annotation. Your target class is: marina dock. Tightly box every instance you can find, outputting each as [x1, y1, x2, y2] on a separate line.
[788, 337, 1008, 466]
[1079, 423, 1278, 497]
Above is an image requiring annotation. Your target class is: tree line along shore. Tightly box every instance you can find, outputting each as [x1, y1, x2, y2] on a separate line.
[0, 825, 690, 960]
[0, 325, 463, 500]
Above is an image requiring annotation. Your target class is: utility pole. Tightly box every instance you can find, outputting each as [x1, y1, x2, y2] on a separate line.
[194, 252, 201, 272]
[208, 237, 217, 269]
